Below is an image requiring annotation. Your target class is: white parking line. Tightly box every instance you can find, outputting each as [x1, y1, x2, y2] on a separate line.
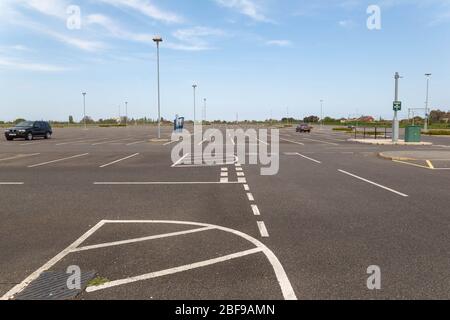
[338, 169, 409, 197]
[243, 184, 250, 191]
[257, 221, 269, 238]
[126, 140, 146, 146]
[257, 138, 269, 146]
[221, 172, 228, 177]
[28, 153, 89, 168]
[0, 182, 24, 185]
[280, 138, 305, 146]
[237, 172, 245, 177]
[94, 181, 243, 185]
[86, 248, 263, 293]
[303, 138, 339, 146]
[0, 153, 40, 162]
[99, 153, 140, 168]
[247, 193, 255, 201]
[92, 138, 132, 146]
[171, 153, 190, 167]
[251, 204, 261, 216]
[73, 226, 214, 252]
[294, 153, 322, 164]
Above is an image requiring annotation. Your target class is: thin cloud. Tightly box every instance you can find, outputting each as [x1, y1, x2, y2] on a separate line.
[87, 14, 154, 44]
[266, 40, 293, 47]
[215, 0, 271, 22]
[99, 0, 184, 24]
[0, 56, 69, 72]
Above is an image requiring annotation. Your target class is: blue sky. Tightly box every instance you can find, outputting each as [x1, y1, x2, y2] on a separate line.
[1, 0, 449, 122]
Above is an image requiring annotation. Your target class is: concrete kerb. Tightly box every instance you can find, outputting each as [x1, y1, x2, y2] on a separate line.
[349, 139, 433, 146]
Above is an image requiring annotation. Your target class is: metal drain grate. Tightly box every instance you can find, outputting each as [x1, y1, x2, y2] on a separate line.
[14, 270, 96, 300]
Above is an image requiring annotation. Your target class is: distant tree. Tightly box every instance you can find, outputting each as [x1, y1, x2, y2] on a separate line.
[14, 118, 26, 124]
[80, 116, 94, 124]
[303, 116, 319, 123]
[69, 115, 74, 124]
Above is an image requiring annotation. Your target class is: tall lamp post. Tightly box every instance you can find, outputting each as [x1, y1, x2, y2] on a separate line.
[125, 101, 128, 126]
[192, 84, 197, 124]
[392, 72, 402, 143]
[82, 92, 87, 129]
[320, 100, 324, 130]
[153, 36, 163, 139]
[424, 73, 432, 132]
[203, 98, 207, 124]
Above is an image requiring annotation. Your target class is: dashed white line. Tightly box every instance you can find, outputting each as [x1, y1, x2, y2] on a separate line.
[243, 184, 250, 191]
[257, 221, 269, 238]
[247, 193, 255, 201]
[99, 153, 140, 168]
[28, 153, 89, 168]
[338, 169, 409, 197]
[237, 172, 245, 177]
[251, 204, 261, 216]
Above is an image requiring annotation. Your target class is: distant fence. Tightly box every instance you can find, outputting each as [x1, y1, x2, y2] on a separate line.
[352, 127, 391, 140]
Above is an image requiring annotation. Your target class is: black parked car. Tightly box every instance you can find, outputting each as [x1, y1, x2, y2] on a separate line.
[4, 121, 52, 141]
[296, 123, 312, 133]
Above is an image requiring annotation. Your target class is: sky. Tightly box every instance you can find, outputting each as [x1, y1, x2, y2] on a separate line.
[1, 0, 450, 122]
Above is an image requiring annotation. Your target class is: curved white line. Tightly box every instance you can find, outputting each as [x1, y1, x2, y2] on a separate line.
[102, 220, 297, 300]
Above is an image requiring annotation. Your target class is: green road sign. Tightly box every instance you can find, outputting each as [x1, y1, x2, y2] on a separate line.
[393, 101, 402, 111]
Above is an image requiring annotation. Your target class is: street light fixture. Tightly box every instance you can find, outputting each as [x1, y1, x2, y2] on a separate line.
[82, 92, 87, 129]
[425, 73, 432, 132]
[153, 36, 163, 139]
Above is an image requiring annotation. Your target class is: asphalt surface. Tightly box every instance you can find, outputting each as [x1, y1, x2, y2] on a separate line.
[0, 125, 449, 300]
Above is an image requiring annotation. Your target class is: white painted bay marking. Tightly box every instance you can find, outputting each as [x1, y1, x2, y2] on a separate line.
[338, 169, 409, 197]
[171, 153, 190, 167]
[0, 182, 24, 185]
[28, 153, 89, 168]
[86, 248, 263, 293]
[294, 153, 322, 164]
[243, 184, 250, 191]
[0, 153, 40, 162]
[251, 204, 261, 216]
[247, 193, 255, 201]
[99, 153, 140, 168]
[94, 181, 243, 185]
[303, 138, 339, 146]
[257, 221, 269, 238]
[280, 138, 304, 146]
[73, 226, 214, 253]
[126, 140, 146, 146]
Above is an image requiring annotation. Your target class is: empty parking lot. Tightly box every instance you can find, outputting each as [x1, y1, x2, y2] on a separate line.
[0, 125, 449, 300]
